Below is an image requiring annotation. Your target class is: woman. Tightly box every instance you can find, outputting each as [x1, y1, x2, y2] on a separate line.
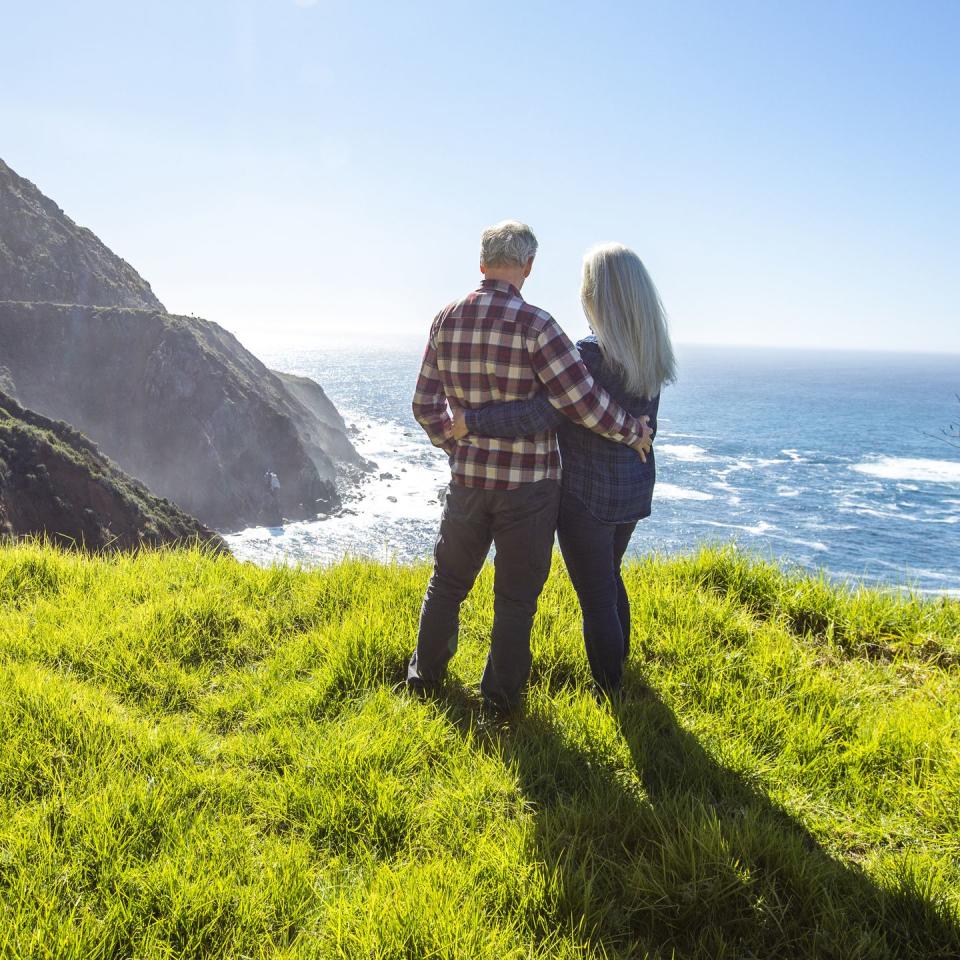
[452, 242, 676, 696]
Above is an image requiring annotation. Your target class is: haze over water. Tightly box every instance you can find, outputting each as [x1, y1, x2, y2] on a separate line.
[226, 344, 960, 595]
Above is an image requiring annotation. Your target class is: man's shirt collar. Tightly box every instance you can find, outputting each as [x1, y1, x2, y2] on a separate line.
[479, 278, 522, 298]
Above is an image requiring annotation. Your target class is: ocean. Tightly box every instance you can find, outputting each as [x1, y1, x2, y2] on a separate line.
[225, 343, 960, 595]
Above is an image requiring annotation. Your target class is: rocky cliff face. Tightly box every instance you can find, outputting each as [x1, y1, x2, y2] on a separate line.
[0, 157, 367, 532]
[0, 302, 367, 530]
[0, 390, 223, 551]
[274, 370, 366, 477]
[0, 159, 163, 309]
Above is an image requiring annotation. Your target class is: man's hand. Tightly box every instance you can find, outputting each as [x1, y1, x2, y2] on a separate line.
[630, 416, 653, 463]
[448, 400, 469, 440]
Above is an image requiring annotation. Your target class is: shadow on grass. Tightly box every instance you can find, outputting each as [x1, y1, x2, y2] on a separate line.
[429, 671, 960, 959]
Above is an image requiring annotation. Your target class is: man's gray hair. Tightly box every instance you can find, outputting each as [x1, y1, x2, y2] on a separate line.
[480, 220, 538, 268]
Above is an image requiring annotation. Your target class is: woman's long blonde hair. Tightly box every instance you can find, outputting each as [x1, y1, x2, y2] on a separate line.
[581, 242, 676, 399]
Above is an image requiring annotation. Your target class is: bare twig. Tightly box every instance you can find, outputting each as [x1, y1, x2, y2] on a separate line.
[921, 394, 960, 450]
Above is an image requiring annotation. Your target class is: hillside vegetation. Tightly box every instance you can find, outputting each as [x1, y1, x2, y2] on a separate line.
[0, 393, 223, 551]
[1, 544, 958, 959]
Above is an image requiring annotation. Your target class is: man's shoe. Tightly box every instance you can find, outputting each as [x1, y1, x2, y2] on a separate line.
[392, 678, 430, 701]
[479, 692, 522, 725]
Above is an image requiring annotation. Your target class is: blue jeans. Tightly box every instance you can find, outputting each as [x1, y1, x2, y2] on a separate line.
[556, 489, 638, 694]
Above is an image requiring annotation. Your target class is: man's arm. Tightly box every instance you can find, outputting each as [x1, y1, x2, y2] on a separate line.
[529, 319, 650, 450]
[411, 332, 455, 454]
[463, 392, 565, 438]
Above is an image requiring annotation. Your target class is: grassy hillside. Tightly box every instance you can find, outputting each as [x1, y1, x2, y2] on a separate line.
[1, 543, 958, 959]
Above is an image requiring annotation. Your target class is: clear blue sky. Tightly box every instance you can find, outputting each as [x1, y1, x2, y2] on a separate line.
[3, 0, 958, 354]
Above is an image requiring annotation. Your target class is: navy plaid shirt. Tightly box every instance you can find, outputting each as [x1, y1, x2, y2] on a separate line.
[465, 336, 660, 523]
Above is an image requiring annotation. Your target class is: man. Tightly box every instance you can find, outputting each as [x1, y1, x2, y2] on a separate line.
[406, 220, 651, 710]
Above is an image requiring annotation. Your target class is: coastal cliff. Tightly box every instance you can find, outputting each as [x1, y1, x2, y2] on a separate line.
[0, 390, 223, 550]
[0, 158, 163, 309]
[0, 157, 367, 532]
[0, 301, 367, 529]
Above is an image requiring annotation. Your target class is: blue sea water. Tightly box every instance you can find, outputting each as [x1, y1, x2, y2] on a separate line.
[226, 343, 960, 595]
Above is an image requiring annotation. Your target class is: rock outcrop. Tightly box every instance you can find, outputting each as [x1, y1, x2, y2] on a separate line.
[0, 390, 224, 551]
[0, 158, 163, 309]
[274, 370, 366, 476]
[0, 157, 367, 531]
[0, 301, 367, 530]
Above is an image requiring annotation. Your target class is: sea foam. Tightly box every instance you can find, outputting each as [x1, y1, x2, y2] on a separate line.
[657, 443, 715, 462]
[851, 457, 960, 484]
[656, 483, 714, 501]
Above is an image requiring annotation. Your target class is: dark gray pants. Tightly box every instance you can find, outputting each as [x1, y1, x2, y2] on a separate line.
[407, 478, 561, 707]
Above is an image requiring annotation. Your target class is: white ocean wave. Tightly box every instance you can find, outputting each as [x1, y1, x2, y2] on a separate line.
[776, 535, 829, 552]
[802, 521, 858, 532]
[722, 456, 789, 474]
[656, 483, 714, 501]
[657, 443, 716, 462]
[708, 479, 742, 505]
[699, 519, 776, 536]
[837, 501, 950, 526]
[851, 457, 960, 484]
[838, 503, 904, 522]
[696, 519, 827, 553]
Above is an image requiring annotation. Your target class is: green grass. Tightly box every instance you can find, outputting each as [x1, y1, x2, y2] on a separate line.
[1, 542, 958, 959]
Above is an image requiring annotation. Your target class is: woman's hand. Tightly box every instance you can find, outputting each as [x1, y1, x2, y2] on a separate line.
[448, 400, 469, 440]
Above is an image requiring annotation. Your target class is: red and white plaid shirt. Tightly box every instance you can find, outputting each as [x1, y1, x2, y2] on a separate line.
[412, 279, 646, 489]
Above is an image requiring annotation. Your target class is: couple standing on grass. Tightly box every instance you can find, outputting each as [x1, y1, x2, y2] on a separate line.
[404, 220, 676, 709]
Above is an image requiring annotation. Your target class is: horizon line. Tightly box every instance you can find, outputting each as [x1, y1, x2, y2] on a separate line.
[242, 332, 960, 359]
